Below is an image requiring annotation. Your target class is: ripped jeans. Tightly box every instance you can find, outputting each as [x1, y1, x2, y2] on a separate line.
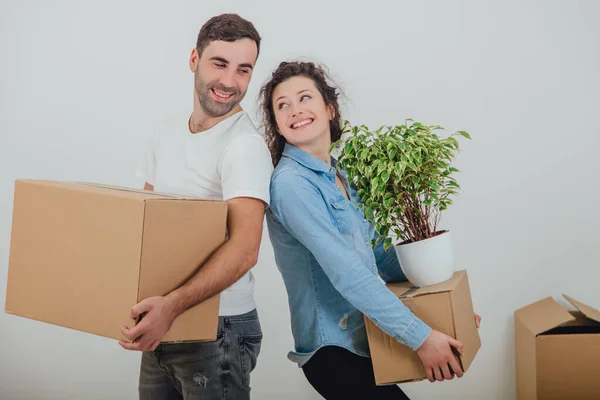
[139, 309, 263, 400]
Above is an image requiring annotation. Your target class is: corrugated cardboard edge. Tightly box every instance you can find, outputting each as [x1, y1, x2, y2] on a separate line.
[514, 313, 538, 400]
[4, 180, 21, 315]
[563, 294, 600, 324]
[450, 270, 481, 373]
[133, 200, 148, 331]
[401, 270, 466, 299]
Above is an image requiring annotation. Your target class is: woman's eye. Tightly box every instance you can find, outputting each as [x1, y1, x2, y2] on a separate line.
[300, 95, 310, 101]
[278, 103, 288, 110]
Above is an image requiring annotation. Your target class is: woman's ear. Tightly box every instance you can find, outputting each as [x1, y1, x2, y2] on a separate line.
[328, 105, 335, 121]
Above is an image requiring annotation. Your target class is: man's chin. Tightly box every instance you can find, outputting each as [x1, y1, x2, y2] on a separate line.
[201, 100, 237, 118]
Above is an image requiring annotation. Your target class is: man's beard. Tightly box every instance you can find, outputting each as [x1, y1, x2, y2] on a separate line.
[195, 69, 244, 118]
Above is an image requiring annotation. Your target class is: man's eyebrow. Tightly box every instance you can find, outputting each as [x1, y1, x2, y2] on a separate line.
[209, 57, 254, 70]
[209, 56, 229, 64]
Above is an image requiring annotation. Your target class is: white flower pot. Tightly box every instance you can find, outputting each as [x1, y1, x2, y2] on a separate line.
[393, 230, 455, 288]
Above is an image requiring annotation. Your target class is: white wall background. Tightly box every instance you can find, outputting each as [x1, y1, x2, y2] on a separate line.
[1, 1, 599, 399]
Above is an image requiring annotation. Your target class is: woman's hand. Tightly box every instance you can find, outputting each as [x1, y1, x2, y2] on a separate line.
[416, 330, 464, 382]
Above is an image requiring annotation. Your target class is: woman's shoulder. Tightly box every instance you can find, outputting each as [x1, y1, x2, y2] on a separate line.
[270, 159, 320, 198]
[272, 158, 312, 183]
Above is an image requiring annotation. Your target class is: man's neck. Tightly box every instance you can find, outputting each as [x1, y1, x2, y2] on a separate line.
[188, 103, 243, 134]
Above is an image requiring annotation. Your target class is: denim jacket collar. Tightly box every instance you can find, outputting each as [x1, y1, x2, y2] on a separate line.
[281, 143, 337, 175]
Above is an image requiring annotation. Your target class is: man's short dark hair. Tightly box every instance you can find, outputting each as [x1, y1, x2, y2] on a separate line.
[196, 13, 261, 59]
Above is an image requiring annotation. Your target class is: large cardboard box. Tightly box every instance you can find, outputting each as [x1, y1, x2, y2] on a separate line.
[5, 180, 227, 342]
[365, 270, 481, 385]
[514, 294, 600, 400]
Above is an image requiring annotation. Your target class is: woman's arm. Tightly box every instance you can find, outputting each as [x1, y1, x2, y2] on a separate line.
[270, 171, 431, 351]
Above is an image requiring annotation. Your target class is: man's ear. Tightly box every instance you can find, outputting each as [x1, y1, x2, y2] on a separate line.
[189, 48, 200, 73]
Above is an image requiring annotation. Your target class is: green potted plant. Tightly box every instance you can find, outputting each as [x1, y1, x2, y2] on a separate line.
[331, 118, 471, 287]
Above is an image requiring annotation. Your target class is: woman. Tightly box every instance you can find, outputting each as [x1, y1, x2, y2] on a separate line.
[260, 61, 477, 399]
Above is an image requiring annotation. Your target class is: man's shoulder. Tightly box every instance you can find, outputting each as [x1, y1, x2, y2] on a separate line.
[225, 111, 259, 136]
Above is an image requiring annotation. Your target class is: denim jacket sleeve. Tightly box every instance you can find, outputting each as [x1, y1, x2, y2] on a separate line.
[270, 172, 431, 351]
[373, 237, 408, 283]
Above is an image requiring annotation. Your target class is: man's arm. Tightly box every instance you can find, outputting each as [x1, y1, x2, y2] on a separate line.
[119, 189, 265, 351]
[167, 196, 264, 313]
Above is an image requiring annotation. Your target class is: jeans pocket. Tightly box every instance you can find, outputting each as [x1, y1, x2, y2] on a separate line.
[238, 334, 263, 390]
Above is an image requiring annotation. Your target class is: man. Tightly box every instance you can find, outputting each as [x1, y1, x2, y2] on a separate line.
[119, 14, 273, 399]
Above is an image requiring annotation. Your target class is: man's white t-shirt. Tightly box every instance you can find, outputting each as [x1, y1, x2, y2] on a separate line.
[136, 110, 273, 316]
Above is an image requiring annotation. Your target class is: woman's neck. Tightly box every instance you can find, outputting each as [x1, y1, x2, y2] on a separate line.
[296, 134, 332, 165]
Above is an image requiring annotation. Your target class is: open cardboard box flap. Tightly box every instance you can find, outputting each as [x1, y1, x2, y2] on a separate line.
[387, 270, 467, 299]
[515, 294, 600, 337]
[563, 294, 600, 324]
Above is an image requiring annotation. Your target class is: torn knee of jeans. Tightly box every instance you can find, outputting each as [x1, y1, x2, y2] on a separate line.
[339, 314, 348, 330]
[193, 373, 210, 388]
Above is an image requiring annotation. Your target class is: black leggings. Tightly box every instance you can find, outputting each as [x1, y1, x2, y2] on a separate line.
[302, 346, 410, 400]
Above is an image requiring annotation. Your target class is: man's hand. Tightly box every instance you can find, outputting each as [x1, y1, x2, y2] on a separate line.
[118, 296, 177, 352]
[416, 330, 464, 383]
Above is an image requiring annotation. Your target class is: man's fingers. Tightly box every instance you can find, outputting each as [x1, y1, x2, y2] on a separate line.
[150, 341, 160, 351]
[125, 317, 153, 340]
[130, 299, 153, 319]
[120, 325, 139, 341]
[119, 340, 143, 351]
[433, 367, 444, 382]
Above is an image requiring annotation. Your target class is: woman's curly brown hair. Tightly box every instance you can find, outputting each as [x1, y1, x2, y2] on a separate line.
[259, 61, 343, 166]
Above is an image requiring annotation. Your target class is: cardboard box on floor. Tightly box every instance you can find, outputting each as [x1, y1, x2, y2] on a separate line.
[514, 294, 600, 400]
[365, 270, 481, 385]
[5, 180, 227, 343]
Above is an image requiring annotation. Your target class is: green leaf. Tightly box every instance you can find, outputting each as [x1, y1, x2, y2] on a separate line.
[344, 141, 353, 153]
[384, 198, 394, 207]
[383, 237, 393, 251]
[413, 176, 420, 184]
[389, 149, 397, 159]
[457, 131, 471, 139]
[381, 170, 390, 183]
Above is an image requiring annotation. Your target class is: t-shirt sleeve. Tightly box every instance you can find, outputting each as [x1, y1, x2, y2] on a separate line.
[135, 131, 159, 185]
[220, 134, 274, 205]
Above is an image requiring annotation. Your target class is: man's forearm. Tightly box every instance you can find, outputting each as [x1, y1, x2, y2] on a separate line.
[165, 239, 258, 317]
